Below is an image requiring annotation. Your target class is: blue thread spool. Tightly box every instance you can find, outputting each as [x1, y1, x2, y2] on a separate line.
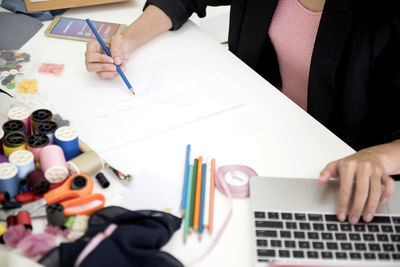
[19, 179, 29, 193]
[8, 150, 35, 180]
[0, 162, 19, 198]
[36, 121, 58, 144]
[54, 126, 79, 161]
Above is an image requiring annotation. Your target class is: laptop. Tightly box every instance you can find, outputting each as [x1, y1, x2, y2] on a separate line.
[249, 176, 400, 266]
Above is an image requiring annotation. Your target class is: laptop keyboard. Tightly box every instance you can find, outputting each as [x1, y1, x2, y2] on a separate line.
[254, 211, 400, 262]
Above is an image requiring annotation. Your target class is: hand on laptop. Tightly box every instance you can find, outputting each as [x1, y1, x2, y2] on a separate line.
[317, 140, 400, 224]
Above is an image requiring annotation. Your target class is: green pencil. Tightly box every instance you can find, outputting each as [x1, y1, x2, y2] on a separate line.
[183, 165, 194, 242]
[189, 158, 198, 233]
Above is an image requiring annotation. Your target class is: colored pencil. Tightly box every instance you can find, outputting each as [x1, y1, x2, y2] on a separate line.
[208, 159, 216, 234]
[85, 19, 135, 95]
[193, 156, 203, 232]
[189, 158, 198, 233]
[203, 158, 211, 230]
[180, 144, 191, 215]
[198, 162, 207, 240]
[183, 165, 194, 242]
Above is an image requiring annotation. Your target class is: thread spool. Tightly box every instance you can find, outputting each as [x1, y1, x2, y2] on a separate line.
[15, 191, 42, 204]
[95, 172, 110, 188]
[0, 222, 6, 237]
[8, 150, 35, 180]
[36, 121, 58, 144]
[39, 145, 68, 183]
[16, 211, 32, 229]
[216, 165, 257, 198]
[2, 120, 26, 136]
[19, 179, 29, 193]
[0, 155, 8, 163]
[27, 134, 49, 162]
[0, 128, 4, 154]
[30, 109, 53, 134]
[67, 150, 103, 176]
[27, 170, 50, 195]
[54, 126, 80, 161]
[7, 215, 17, 227]
[3, 131, 27, 157]
[0, 162, 19, 197]
[2, 200, 21, 209]
[46, 203, 65, 227]
[64, 215, 76, 229]
[0, 192, 10, 202]
[8, 106, 31, 136]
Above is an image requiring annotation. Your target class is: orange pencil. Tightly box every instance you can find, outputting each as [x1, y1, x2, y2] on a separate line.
[208, 158, 216, 234]
[193, 156, 203, 232]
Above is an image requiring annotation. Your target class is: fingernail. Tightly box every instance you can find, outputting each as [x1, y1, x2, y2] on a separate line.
[114, 57, 121, 65]
[364, 213, 373, 222]
[349, 215, 358, 224]
[338, 212, 346, 221]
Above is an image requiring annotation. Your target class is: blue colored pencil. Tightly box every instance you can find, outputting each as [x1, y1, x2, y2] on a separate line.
[183, 165, 194, 242]
[180, 144, 191, 215]
[85, 18, 135, 95]
[198, 162, 207, 240]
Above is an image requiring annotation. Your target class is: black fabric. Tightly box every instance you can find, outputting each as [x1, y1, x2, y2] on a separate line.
[39, 207, 183, 267]
[144, 0, 400, 152]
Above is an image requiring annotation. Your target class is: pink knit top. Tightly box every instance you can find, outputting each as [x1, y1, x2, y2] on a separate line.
[268, 0, 322, 111]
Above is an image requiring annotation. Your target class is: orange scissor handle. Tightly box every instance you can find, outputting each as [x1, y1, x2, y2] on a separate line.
[62, 193, 106, 216]
[44, 174, 94, 204]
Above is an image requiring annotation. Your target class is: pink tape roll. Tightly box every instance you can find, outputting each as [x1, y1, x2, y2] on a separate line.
[215, 165, 257, 198]
[8, 107, 31, 136]
[39, 145, 69, 183]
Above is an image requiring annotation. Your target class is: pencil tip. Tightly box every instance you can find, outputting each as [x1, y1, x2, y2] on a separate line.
[181, 210, 185, 215]
[198, 234, 202, 241]
[130, 88, 135, 95]
[183, 236, 187, 243]
[189, 228, 193, 234]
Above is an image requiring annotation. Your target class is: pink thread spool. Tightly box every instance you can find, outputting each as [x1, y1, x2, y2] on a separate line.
[8, 107, 31, 136]
[27, 134, 49, 162]
[39, 145, 69, 184]
[0, 128, 3, 155]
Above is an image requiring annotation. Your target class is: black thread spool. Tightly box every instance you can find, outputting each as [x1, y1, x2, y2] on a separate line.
[95, 172, 110, 188]
[27, 134, 50, 162]
[30, 109, 53, 134]
[2, 120, 26, 136]
[46, 203, 65, 227]
[36, 121, 58, 143]
[27, 170, 50, 195]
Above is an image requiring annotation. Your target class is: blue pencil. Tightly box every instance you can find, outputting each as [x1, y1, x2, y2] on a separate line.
[183, 165, 194, 242]
[85, 18, 135, 95]
[198, 162, 207, 240]
[180, 144, 191, 215]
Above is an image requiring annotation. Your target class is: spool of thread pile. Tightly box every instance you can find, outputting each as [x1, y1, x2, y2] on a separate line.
[8, 150, 35, 180]
[54, 126, 79, 161]
[8, 106, 31, 136]
[27, 170, 50, 195]
[30, 109, 53, 134]
[3, 132, 27, 157]
[36, 121, 58, 144]
[27, 134, 49, 161]
[40, 145, 68, 183]
[67, 150, 103, 176]
[2, 120, 26, 136]
[0, 162, 19, 197]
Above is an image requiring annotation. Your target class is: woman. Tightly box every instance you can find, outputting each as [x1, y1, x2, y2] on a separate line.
[85, 0, 400, 224]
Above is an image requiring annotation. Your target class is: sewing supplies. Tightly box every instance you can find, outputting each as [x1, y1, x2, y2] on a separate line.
[8, 150, 35, 180]
[86, 19, 135, 95]
[180, 144, 191, 215]
[79, 139, 133, 182]
[198, 163, 207, 239]
[203, 159, 211, 230]
[95, 172, 110, 188]
[15, 191, 42, 204]
[183, 165, 194, 241]
[36, 121, 58, 144]
[2, 200, 22, 210]
[67, 150, 103, 176]
[7, 106, 31, 136]
[2, 131, 27, 157]
[54, 126, 79, 161]
[30, 109, 53, 135]
[189, 158, 198, 233]
[0, 128, 4, 154]
[27, 134, 49, 161]
[0, 222, 6, 236]
[0, 174, 106, 221]
[16, 211, 32, 229]
[17, 79, 38, 94]
[19, 179, 29, 193]
[0, 162, 19, 198]
[39, 145, 69, 184]
[27, 170, 50, 195]
[7, 215, 17, 227]
[46, 203, 65, 228]
[0, 155, 8, 163]
[38, 63, 64, 75]
[193, 156, 203, 232]
[208, 159, 216, 234]
[2, 120, 26, 136]
[0, 192, 10, 202]
[64, 215, 75, 229]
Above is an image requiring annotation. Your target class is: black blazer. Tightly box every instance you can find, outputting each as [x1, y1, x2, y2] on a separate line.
[145, 0, 400, 151]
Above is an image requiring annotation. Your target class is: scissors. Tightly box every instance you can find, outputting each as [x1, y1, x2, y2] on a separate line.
[0, 174, 105, 220]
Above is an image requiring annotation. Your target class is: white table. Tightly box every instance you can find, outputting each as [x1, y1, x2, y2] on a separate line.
[2, 1, 354, 266]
